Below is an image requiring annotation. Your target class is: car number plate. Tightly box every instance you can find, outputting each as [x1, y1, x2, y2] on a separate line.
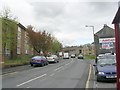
[34, 60, 37, 62]
[106, 76, 116, 78]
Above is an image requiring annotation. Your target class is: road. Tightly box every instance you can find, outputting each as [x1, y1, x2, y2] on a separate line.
[2, 58, 116, 89]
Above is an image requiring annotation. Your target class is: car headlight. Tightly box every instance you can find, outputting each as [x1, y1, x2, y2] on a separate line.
[98, 72, 105, 75]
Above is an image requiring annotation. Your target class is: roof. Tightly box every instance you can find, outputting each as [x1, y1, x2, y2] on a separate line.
[95, 24, 115, 38]
[17, 23, 26, 30]
[112, 7, 120, 24]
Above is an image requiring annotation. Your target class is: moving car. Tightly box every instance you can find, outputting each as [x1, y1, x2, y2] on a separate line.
[46, 55, 59, 63]
[71, 54, 75, 58]
[94, 56, 116, 82]
[78, 54, 84, 59]
[30, 56, 48, 67]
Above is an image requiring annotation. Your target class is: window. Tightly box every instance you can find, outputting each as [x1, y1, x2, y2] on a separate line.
[25, 32, 29, 54]
[17, 27, 21, 54]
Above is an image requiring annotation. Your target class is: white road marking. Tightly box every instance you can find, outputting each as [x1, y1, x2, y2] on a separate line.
[50, 73, 55, 77]
[65, 63, 70, 66]
[54, 66, 63, 71]
[2, 72, 18, 76]
[16, 74, 47, 87]
[26, 86, 31, 88]
[86, 64, 92, 89]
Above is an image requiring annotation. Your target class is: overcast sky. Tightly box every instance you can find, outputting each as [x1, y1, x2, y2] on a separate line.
[0, 0, 119, 46]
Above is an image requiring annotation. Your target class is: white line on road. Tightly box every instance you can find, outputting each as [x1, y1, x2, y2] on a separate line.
[50, 73, 55, 77]
[16, 74, 47, 87]
[2, 72, 18, 76]
[86, 64, 92, 89]
[54, 66, 63, 71]
[26, 86, 31, 88]
[65, 63, 70, 66]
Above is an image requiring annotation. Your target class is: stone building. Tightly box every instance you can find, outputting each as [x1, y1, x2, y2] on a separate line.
[62, 44, 94, 56]
[94, 24, 115, 56]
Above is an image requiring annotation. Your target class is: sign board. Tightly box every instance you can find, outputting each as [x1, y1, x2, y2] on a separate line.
[99, 38, 115, 49]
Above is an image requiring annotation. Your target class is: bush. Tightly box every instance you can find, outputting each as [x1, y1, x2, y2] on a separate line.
[4, 55, 32, 66]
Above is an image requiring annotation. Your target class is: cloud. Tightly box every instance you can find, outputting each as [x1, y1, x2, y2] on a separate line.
[0, 0, 119, 46]
[28, 1, 118, 46]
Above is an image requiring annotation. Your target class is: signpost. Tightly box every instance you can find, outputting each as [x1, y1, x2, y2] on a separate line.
[112, 3, 120, 90]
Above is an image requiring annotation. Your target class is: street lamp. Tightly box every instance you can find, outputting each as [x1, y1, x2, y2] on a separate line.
[85, 25, 96, 61]
[85, 25, 95, 41]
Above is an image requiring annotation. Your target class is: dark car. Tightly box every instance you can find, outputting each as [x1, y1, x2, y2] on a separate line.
[30, 56, 48, 67]
[78, 54, 84, 59]
[94, 56, 116, 82]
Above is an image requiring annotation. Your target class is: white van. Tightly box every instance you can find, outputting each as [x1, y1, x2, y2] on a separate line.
[63, 53, 69, 59]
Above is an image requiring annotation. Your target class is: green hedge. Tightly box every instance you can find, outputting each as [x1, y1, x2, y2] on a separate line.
[4, 55, 32, 65]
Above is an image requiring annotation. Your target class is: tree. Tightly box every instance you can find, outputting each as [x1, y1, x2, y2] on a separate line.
[1, 7, 18, 59]
[27, 26, 53, 55]
[2, 18, 18, 59]
[0, 6, 18, 21]
[50, 37, 62, 54]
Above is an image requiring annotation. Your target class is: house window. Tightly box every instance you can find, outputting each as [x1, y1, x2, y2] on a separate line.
[5, 48, 10, 56]
[25, 32, 29, 54]
[17, 27, 21, 54]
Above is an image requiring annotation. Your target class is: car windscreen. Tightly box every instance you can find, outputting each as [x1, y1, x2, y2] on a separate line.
[33, 56, 42, 59]
[97, 58, 116, 66]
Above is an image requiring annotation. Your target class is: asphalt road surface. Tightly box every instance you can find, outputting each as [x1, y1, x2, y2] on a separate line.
[2, 58, 116, 89]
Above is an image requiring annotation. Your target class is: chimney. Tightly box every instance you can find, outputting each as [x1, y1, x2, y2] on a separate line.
[104, 24, 107, 27]
[118, 1, 120, 7]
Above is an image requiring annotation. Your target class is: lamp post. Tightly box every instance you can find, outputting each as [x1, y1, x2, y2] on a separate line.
[85, 25, 95, 41]
[85, 25, 96, 61]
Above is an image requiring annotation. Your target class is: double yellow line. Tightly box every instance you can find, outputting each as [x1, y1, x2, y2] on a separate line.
[86, 64, 92, 89]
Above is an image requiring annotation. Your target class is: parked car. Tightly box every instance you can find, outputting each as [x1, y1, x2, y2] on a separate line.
[78, 54, 84, 59]
[94, 56, 116, 82]
[46, 55, 59, 63]
[97, 54, 105, 60]
[71, 54, 76, 58]
[30, 56, 48, 67]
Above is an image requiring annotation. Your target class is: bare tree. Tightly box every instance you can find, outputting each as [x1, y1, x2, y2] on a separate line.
[0, 6, 18, 21]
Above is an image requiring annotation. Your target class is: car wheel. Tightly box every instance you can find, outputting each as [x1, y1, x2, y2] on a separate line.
[46, 62, 49, 65]
[96, 75, 100, 82]
[41, 63, 44, 67]
[30, 64, 33, 66]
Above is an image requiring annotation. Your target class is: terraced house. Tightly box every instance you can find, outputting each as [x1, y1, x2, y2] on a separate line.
[1, 18, 33, 66]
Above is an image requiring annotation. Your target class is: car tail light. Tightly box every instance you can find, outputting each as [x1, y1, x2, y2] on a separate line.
[41, 60, 44, 62]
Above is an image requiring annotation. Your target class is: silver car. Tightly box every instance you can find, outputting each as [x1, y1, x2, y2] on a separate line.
[46, 55, 59, 63]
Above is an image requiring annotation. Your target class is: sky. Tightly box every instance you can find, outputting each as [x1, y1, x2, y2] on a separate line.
[0, 0, 119, 47]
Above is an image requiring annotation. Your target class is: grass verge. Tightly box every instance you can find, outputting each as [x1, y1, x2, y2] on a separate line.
[85, 55, 96, 60]
[4, 55, 32, 67]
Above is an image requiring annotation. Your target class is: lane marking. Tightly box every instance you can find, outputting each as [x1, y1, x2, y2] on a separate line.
[16, 74, 47, 87]
[65, 63, 70, 66]
[2, 72, 18, 76]
[86, 64, 92, 89]
[26, 86, 31, 88]
[54, 66, 63, 71]
[50, 73, 55, 77]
